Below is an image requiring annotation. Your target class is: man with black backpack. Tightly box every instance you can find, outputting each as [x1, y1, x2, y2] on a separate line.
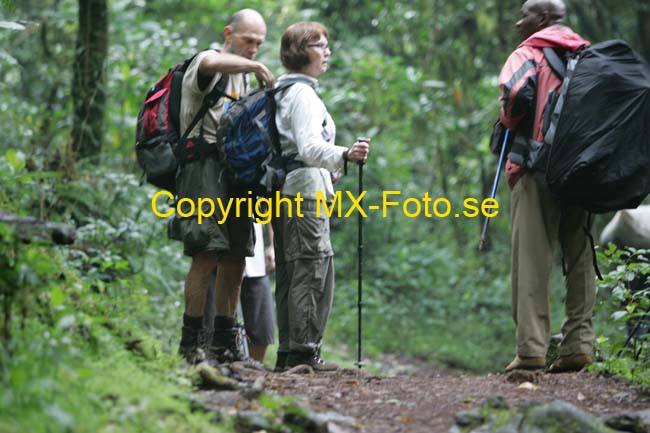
[171, 9, 275, 364]
[498, 0, 596, 373]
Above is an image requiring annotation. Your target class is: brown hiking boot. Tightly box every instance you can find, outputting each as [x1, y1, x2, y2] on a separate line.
[548, 353, 592, 373]
[505, 355, 545, 372]
[286, 351, 339, 372]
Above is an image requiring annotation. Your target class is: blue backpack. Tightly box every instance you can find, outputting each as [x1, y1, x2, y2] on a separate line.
[219, 77, 315, 195]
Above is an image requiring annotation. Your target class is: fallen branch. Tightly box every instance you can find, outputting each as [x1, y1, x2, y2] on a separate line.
[0, 210, 75, 245]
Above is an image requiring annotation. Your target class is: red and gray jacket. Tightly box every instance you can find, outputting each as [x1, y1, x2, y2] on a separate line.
[498, 25, 589, 172]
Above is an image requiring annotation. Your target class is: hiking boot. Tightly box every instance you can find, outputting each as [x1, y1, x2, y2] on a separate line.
[274, 351, 289, 372]
[505, 355, 545, 372]
[286, 350, 339, 372]
[208, 327, 249, 363]
[178, 325, 206, 365]
[548, 353, 592, 374]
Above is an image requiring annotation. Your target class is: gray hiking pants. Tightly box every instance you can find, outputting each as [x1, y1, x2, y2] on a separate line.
[273, 198, 335, 353]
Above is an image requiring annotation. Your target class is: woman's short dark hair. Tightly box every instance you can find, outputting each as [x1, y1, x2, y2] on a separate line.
[280, 22, 329, 71]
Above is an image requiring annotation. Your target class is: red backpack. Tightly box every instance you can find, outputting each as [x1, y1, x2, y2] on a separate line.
[135, 51, 229, 193]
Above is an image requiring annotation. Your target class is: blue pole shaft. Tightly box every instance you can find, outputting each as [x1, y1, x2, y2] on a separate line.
[490, 129, 509, 199]
[479, 129, 509, 251]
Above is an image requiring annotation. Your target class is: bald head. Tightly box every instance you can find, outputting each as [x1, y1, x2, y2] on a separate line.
[224, 9, 267, 59]
[527, 0, 566, 23]
[228, 9, 266, 33]
[516, 0, 566, 41]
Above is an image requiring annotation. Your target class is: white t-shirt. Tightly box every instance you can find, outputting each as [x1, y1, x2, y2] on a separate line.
[180, 50, 246, 142]
[244, 223, 266, 278]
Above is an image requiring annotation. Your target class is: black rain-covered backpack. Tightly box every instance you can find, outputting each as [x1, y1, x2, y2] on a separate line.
[540, 40, 650, 213]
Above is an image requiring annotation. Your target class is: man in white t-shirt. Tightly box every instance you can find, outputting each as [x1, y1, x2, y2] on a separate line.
[171, 9, 275, 364]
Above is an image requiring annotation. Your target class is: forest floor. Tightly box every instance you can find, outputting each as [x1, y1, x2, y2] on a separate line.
[202, 355, 650, 433]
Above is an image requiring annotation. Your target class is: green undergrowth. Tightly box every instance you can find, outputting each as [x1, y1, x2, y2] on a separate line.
[0, 154, 224, 432]
[0, 153, 300, 433]
[0, 241, 226, 433]
[2, 319, 218, 433]
[591, 245, 650, 388]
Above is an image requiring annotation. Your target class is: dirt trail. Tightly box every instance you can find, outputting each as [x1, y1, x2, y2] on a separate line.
[261, 367, 650, 432]
[201, 356, 650, 433]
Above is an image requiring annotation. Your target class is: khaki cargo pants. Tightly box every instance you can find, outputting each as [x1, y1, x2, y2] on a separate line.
[511, 174, 596, 358]
[273, 198, 334, 353]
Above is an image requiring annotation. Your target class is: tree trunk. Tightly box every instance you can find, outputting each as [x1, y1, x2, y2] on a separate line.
[71, 0, 108, 161]
[640, 0, 650, 62]
[572, 1, 600, 42]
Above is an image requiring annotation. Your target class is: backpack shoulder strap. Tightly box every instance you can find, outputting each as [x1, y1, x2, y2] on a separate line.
[180, 48, 237, 140]
[180, 74, 232, 142]
[257, 77, 317, 162]
[204, 71, 233, 106]
[543, 47, 567, 79]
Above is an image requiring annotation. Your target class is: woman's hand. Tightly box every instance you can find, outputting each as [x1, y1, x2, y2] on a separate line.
[346, 138, 370, 163]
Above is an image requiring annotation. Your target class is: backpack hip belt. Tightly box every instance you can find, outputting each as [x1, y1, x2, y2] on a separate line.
[285, 157, 305, 173]
[508, 135, 544, 172]
[176, 135, 222, 166]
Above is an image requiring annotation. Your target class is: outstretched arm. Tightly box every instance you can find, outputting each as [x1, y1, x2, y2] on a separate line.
[198, 51, 275, 89]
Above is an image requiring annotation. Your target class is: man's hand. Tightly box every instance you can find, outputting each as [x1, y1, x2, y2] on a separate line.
[198, 52, 275, 89]
[265, 246, 275, 274]
[254, 62, 275, 88]
[506, 159, 524, 189]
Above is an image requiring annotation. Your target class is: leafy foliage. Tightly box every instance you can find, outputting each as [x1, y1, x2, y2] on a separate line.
[0, 147, 210, 432]
[591, 246, 650, 386]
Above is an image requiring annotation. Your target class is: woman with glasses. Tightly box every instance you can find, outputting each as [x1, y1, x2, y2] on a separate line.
[272, 22, 370, 372]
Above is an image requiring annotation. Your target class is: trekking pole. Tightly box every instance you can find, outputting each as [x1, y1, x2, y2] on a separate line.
[355, 138, 369, 369]
[479, 128, 509, 252]
[616, 304, 650, 359]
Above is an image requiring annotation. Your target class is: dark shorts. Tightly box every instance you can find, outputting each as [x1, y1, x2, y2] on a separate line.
[203, 274, 276, 346]
[240, 276, 276, 346]
[168, 156, 254, 258]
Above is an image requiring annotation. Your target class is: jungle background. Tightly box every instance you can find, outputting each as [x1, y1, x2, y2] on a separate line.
[1, 0, 650, 432]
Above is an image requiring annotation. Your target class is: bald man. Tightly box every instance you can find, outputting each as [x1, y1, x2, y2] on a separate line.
[172, 9, 275, 364]
[497, 0, 596, 373]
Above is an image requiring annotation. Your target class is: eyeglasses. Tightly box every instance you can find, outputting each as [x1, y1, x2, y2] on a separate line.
[307, 42, 329, 51]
